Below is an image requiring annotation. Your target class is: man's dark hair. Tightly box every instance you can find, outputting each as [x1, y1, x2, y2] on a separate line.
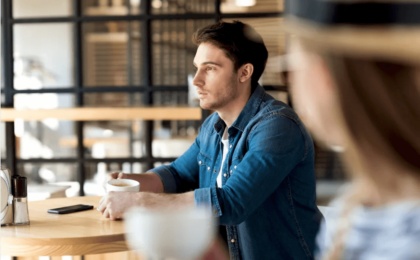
[192, 21, 268, 86]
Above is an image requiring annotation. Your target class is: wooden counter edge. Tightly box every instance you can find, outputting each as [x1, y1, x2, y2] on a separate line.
[1, 233, 126, 246]
[1, 239, 128, 256]
[0, 107, 202, 121]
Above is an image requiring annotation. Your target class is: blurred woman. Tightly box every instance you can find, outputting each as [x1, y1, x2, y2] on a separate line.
[284, 0, 420, 259]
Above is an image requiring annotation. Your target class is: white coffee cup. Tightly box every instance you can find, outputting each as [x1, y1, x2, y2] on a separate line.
[106, 179, 140, 192]
[125, 207, 216, 260]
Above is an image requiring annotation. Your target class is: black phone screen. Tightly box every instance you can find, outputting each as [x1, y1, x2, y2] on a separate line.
[47, 204, 94, 214]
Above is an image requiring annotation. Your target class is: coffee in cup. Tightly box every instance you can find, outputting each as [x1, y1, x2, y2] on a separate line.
[107, 179, 140, 192]
[112, 183, 131, 187]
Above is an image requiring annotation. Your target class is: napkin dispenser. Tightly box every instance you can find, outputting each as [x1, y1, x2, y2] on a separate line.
[1, 168, 30, 226]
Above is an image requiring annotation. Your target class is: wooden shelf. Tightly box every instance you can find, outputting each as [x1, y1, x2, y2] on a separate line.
[84, 6, 129, 16]
[0, 107, 202, 122]
[59, 136, 197, 147]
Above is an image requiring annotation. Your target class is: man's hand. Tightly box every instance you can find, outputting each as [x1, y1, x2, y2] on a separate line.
[97, 191, 195, 220]
[109, 171, 135, 180]
[109, 171, 124, 179]
[98, 191, 139, 220]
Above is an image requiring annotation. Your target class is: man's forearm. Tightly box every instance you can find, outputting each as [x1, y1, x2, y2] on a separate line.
[134, 191, 195, 209]
[98, 190, 195, 219]
[129, 172, 164, 193]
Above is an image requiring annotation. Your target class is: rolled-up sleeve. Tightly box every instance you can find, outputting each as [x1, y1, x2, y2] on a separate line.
[148, 136, 201, 193]
[150, 165, 178, 193]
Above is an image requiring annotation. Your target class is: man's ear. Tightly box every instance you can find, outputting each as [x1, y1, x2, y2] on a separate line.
[239, 63, 254, 83]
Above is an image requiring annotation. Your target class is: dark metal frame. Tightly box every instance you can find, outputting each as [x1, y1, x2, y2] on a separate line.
[1, 0, 284, 196]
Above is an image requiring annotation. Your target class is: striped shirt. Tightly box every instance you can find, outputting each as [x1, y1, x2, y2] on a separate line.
[317, 199, 420, 260]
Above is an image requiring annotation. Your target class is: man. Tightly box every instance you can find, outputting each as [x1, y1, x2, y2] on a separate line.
[98, 21, 320, 260]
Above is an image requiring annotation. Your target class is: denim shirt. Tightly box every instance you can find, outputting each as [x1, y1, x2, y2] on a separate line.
[151, 85, 321, 260]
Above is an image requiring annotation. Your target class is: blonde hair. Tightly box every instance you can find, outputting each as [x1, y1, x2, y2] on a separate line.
[326, 56, 420, 174]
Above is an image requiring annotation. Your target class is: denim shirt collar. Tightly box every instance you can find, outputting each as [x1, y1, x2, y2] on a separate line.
[214, 84, 265, 134]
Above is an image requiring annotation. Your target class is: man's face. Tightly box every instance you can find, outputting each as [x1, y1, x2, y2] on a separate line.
[193, 43, 239, 111]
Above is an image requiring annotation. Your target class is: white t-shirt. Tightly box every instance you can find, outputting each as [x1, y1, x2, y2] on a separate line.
[217, 138, 229, 188]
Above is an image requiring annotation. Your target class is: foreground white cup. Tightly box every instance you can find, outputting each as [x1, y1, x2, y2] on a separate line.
[106, 179, 140, 192]
[125, 207, 216, 260]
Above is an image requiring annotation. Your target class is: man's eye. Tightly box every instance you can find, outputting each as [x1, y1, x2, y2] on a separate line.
[206, 67, 214, 71]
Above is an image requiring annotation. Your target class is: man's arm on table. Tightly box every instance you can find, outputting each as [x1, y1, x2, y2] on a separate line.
[113, 115, 306, 225]
[99, 115, 306, 223]
[98, 135, 202, 219]
[98, 189, 195, 220]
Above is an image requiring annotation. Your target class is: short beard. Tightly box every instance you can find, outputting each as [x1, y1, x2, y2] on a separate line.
[201, 74, 238, 110]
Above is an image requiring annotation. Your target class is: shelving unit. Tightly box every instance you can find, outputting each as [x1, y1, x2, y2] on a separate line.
[1, 0, 290, 200]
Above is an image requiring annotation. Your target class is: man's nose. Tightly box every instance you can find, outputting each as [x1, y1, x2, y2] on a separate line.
[192, 71, 204, 87]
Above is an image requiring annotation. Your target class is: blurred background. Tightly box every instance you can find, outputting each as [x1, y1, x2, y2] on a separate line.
[1, 0, 346, 204]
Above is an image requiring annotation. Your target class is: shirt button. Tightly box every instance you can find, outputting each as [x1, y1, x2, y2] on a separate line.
[234, 165, 237, 169]
[199, 161, 202, 165]
[207, 167, 210, 171]
[230, 170, 233, 173]
[231, 239, 235, 243]
[229, 145, 232, 149]
[223, 173, 227, 177]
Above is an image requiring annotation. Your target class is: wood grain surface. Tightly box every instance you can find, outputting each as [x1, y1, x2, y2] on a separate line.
[1, 196, 130, 256]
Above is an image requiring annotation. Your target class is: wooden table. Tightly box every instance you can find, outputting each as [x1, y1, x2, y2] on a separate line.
[1, 196, 129, 257]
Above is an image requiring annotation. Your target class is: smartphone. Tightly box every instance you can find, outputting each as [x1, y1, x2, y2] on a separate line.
[47, 204, 94, 214]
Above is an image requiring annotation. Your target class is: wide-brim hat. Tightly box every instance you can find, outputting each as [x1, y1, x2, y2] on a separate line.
[284, 0, 420, 64]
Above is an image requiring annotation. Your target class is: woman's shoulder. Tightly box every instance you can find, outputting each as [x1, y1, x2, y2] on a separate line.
[316, 195, 420, 260]
[349, 201, 420, 259]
